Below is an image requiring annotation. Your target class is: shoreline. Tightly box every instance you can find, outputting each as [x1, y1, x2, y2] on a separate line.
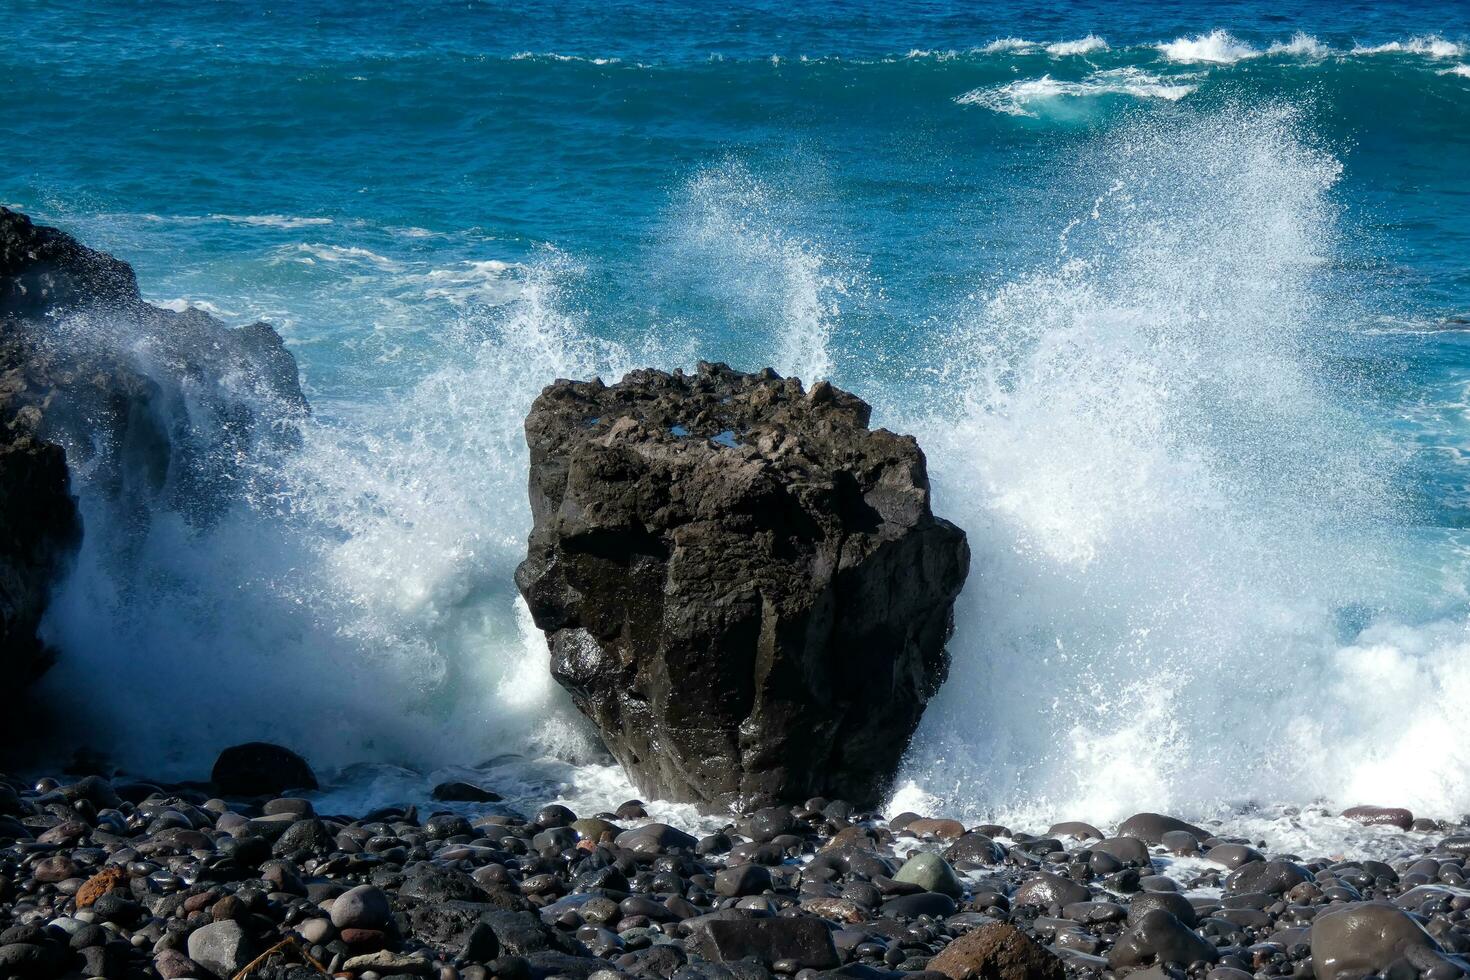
[4, 765, 1468, 980]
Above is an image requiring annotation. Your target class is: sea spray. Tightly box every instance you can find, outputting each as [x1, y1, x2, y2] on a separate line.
[893, 103, 1468, 823]
[37, 257, 632, 776]
[665, 161, 863, 384]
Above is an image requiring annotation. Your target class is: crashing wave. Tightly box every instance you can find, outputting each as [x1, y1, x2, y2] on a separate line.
[1157, 29, 1261, 64]
[1046, 35, 1109, 57]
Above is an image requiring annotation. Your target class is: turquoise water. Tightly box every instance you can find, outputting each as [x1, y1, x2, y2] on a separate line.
[4, 1, 1470, 821]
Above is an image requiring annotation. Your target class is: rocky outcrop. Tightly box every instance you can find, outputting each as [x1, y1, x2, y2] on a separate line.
[0, 207, 307, 690]
[516, 362, 969, 811]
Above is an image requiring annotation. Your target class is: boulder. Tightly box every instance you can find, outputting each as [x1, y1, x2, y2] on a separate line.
[928, 922, 1065, 980]
[516, 363, 969, 810]
[187, 920, 257, 980]
[689, 916, 840, 969]
[211, 742, 317, 796]
[0, 207, 307, 700]
[1116, 813, 1209, 845]
[1310, 902, 1442, 980]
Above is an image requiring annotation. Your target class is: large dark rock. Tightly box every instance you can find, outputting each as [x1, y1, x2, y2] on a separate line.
[0, 207, 307, 698]
[211, 742, 318, 797]
[516, 363, 969, 811]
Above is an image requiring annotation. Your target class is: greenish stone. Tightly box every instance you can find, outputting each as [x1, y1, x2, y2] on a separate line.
[894, 850, 963, 898]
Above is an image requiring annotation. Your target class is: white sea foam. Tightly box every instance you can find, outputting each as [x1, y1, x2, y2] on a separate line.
[957, 68, 1196, 116]
[1267, 32, 1331, 58]
[406, 259, 522, 307]
[1157, 29, 1261, 64]
[212, 213, 334, 229]
[1046, 35, 1109, 57]
[1440, 63, 1470, 77]
[155, 298, 240, 317]
[1353, 35, 1465, 58]
[283, 243, 400, 269]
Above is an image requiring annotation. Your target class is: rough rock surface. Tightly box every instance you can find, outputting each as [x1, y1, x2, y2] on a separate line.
[0, 207, 307, 699]
[516, 363, 970, 810]
[928, 922, 1066, 980]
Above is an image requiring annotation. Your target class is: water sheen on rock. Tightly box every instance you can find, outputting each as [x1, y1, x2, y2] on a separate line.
[516, 363, 969, 811]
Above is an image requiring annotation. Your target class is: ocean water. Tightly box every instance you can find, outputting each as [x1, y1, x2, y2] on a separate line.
[4, 0, 1470, 839]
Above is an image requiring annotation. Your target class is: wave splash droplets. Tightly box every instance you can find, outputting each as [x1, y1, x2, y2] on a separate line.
[895, 103, 1468, 824]
[668, 163, 858, 383]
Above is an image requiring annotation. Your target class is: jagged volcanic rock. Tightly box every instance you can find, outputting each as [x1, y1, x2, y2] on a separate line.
[516, 362, 969, 811]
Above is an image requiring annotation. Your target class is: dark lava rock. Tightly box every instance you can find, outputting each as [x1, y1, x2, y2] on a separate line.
[432, 781, 503, 803]
[211, 742, 318, 796]
[928, 921, 1066, 980]
[0, 207, 307, 700]
[0, 428, 79, 688]
[690, 916, 840, 969]
[515, 363, 969, 810]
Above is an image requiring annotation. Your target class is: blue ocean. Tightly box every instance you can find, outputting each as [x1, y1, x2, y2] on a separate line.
[4, 0, 1469, 838]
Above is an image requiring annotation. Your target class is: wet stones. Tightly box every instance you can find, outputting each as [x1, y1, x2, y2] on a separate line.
[6, 765, 1470, 980]
[515, 363, 969, 810]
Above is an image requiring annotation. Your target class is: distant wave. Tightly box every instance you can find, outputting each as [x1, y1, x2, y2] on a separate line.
[1353, 35, 1465, 58]
[1157, 30, 1260, 64]
[1047, 35, 1110, 57]
[1443, 64, 1470, 77]
[212, 213, 334, 229]
[510, 51, 624, 65]
[982, 37, 1038, 54]
[957, 68, 1196, 116]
